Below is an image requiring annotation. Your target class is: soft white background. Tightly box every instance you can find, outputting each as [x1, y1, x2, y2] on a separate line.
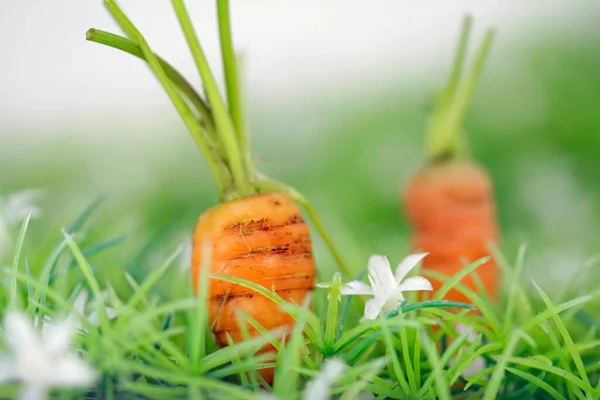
[1, 1, 598, 139]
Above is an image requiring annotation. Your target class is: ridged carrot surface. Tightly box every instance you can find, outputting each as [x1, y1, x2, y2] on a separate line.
[402, 160, 499, 303]
[192, 192, 316, 381]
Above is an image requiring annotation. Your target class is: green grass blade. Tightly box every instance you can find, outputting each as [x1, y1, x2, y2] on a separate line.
[336, 267, 367, 340]
[482, 329, 522, 400]
[380, 316, 411, 394]
[521, 295, 591, 333]
[505, 367, 566, 400]
[65, 196, 105, 234]
[272, 296, 311, 397]
[508, 356, 592, 392]
[399, 300, 475, 314]
[189, 241, 211, 367]
[67, 235, 126, 268]
[420, 330, 451, 400]
[433, 257, 489, 301]
[324, 273, 342, 351]
[532, 281, 593, 391]
[126, 246, 182, 310]
[502, 244, 527, 336]
[9, 209, 32, 309]
[400, 327, 417, 392]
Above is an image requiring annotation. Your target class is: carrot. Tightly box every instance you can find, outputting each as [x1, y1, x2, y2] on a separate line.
[192, 192, 315, 382]
[88, 0, 349, 384]
[401, 16, 499, 305]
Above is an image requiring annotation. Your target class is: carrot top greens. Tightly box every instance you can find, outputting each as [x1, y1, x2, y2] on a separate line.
[86, 0, 350, 277]
[426, 15, 495, 162]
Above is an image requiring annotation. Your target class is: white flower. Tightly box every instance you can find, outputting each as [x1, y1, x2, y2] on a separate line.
[73, 291, 117, 328]
[0, 310, 97, 400]
[258, 358, 346, 400]
[2, 190, 43, 225]
[35, 291, 117, 336]
[340, 253, 433, 320]
[449, 323, 486, 377]
[302, 358, 346, 400]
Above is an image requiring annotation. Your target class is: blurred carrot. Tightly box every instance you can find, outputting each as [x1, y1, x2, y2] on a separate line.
[88, 0, 350, 384]
[401, 16, 499, 305]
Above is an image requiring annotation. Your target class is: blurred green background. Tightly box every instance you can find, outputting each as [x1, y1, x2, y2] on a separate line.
[1, 2, 599, 303]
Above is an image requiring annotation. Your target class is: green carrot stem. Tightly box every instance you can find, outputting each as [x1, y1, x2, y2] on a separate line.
[85, 29, 216, 137]
[444, 15, 472, 103]
[217, 0, 245, 145]
[444, 28, 495, 142]
[216, 0, 254, 187]
[171, 0, 253, 198]
[255, 178, 352, 278]
[426, 18, 495, 161]
[103, 0, 233, 199]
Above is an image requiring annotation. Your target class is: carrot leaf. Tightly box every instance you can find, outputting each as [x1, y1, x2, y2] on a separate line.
[170, 0, 252, 197]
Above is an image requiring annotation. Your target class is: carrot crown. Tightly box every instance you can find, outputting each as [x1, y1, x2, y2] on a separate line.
[86, 0, 351, 277]
[426, 15, 496, 162]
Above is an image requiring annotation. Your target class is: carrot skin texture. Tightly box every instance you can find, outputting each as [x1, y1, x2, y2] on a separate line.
[402, 160, 499, 304]
[191, 192, 316, 383]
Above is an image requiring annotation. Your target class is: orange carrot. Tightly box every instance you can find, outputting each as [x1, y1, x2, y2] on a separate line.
[89, 0, 349, 385]
[403, 160, 499, 304]
[401, 16, 499, 305]
[192, 192, 315, 382]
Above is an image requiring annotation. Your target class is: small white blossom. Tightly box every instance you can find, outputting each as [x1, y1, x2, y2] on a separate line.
[340, 253, 433, 320]
[449, 323, 486, 377]
[302, 358, 346, 400]
[0, 310, 97, 400]
[73, 291, 117, 328]
[35, 291, 117, 336]
[2, 190, 43, 225]
[259, 358, 346, 400]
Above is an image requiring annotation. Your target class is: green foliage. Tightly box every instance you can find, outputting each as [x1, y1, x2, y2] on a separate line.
[0, 207, 598, 399]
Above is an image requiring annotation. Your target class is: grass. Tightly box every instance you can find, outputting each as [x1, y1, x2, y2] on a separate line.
[0, 201, 598, 400]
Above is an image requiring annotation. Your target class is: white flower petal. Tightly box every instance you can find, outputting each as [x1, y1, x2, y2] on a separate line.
[363, 297, 386, 320]
[367, 255, 395, 296]
[72, 291, 89, 318]
[397, 276, 433, 292]
[340, 281, 374, 296]
[302, 358, 345, 400]
[42, 318, 77, 357]
[88, 307, 118, 326]
[4, 190, 43, 226]
[462, 355, 486, 377]
[50, 356, 97, 387]
[382, 292, 405, 313]
[315, 282, 332, 289]
[0, 357, 16, 383]
[454, 323, 478, 344]
[3, 311, 41, 358]
[0, 310, 97, 392]
[18, 384, 47, 400]
[394, 252, 428, 284]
